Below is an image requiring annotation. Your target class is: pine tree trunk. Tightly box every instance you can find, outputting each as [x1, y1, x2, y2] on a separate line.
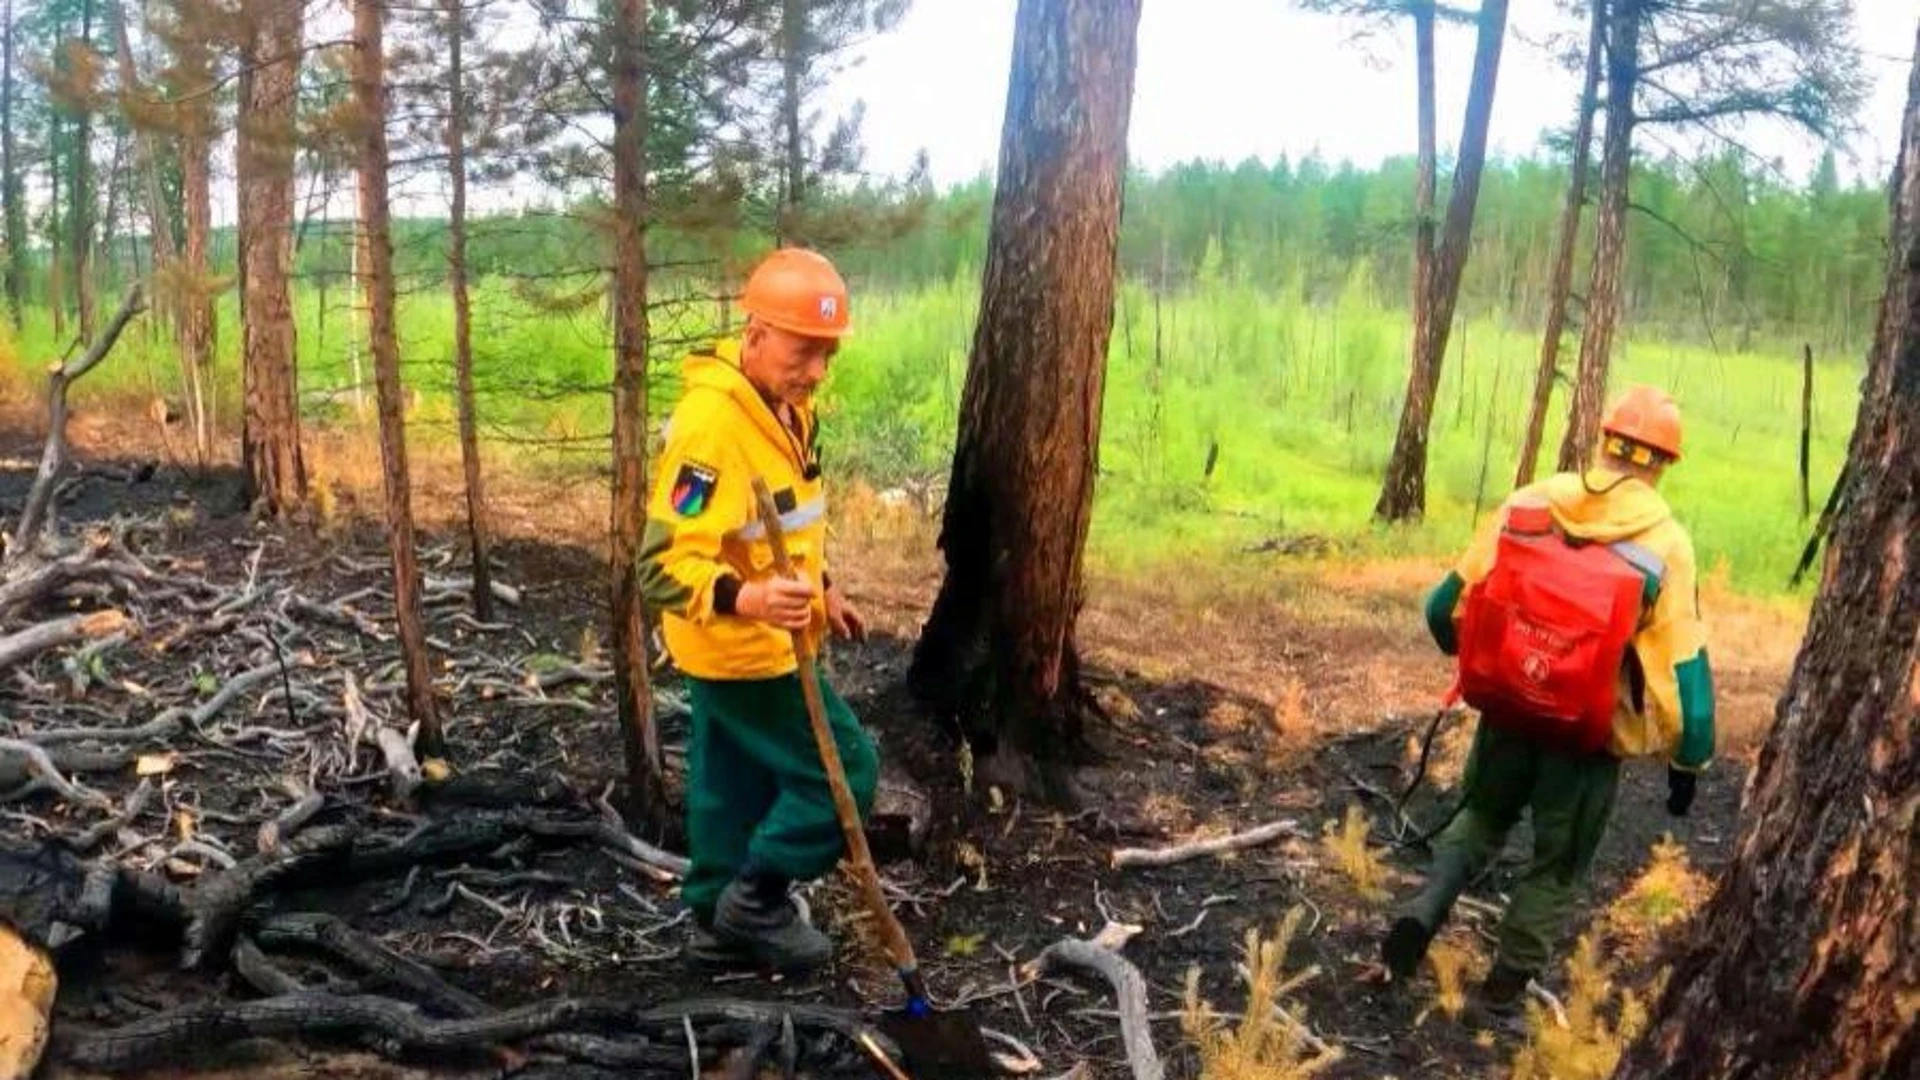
[442, 0, 492, 623]
[70, 0, 97, 343]
[111, 0, 185, 396]
[48, 112, 64, 339]
[1615, 45, 1920, 1076]
[1515, 0, 1603, 488]
[1411, 1, 1436, 408]
[608, 0, 669, 837]
[355, 0, 441, 756]
[907, 0, 1142, 801]
[777, 0, 803, 245]
[1556, 0, 1639, 473]
[1374, 0, 1508, 521]
[1, 0, 25, 331]
[239, 0, 305, 513]
[182, 115, 214, 462]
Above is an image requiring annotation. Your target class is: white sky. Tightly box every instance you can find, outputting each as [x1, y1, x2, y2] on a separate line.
[821, 0, 1919, 190]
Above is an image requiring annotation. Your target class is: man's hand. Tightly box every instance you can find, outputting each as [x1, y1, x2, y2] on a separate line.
[825, 584, 866, 641]
[736, 575, 815, 632]
[1666, 767, 1697, 817]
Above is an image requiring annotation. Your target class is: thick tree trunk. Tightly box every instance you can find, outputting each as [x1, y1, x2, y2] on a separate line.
[355, 0, 441, 755]
[239, 0, 305, 513]
[1556, 0, 1640, 473]
[907, 0, 1142, 800]
[609, 0, 669, 836]
[442, 0, 492, 623]
[1374, 0, 1509, 522]
[1616, 43, 1920, 1077]
[70, 0, 97, 343]
[1514, 0, 1603, 487]
[777, 0, 804, 245]
[1, 0, 24, 331]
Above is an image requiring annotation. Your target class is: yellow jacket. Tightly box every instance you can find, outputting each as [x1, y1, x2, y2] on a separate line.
[638, 340, 828, 680]
[1426, 469, 1716, 769]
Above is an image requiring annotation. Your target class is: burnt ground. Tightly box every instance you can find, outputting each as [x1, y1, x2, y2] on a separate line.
[0, 421, 1759, 1080]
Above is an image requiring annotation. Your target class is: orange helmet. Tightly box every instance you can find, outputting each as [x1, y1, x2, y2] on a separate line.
[741, 248, 851, 339]
[1601, 384, 1683, 462]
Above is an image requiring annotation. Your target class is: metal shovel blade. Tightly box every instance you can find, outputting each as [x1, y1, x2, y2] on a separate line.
[878, 1005, 997, 1077]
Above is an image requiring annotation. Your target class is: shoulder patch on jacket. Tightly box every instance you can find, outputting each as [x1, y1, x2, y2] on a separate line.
[670, 461, 719, 517]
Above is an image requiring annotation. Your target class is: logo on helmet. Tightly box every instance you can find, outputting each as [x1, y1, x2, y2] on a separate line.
[818, 296, 838, 322]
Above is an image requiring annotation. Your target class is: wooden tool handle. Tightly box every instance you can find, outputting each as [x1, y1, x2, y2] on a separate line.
[749, 478, 919, 978]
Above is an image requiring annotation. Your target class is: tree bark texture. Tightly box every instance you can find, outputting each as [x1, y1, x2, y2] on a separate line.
[47, 111, 64, 337]
[109, 0, 175, 292]
[777, 0, 804, 245]
[908, 0, 1142, 797]
[1615, 40, 1920, 1078]
[355, 0, 441, 753]
[1514, 0, 1604, 488]
[1, 0, 24, 330]
[239, 0, 305, 513]
[608, 0, 669, 836]
[70, 0, 98, 343]
[442, 0, 493, 623]
[181, 94, 215, 461]
[1410, 0, 1436, 430]
[1556, 0, 1640, 472]
[1374, 0, 1509, 521]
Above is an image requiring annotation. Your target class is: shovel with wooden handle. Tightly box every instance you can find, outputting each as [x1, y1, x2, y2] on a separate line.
[748, 478, 994, 1079]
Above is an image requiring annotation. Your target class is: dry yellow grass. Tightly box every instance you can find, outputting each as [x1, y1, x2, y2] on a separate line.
[1426, 938, 1475, 1019]
[1319, 805, 1389, 903]
[1509, 935, 1655, 1080]
[1181, 907, 1342, 1078]
[1605, 835, 1712, 948]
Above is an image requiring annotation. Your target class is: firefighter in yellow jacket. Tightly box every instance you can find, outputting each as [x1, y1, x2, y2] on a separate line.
[639, 248, 876, 973]
[1382, 385, 1715, 1013]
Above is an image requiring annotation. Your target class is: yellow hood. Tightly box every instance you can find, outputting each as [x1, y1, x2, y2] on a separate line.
[1533, 469, 1672, 544]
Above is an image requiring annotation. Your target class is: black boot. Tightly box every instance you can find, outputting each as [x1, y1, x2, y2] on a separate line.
[710, 867, 832, 974]
[684, 914, 751, 970]
[1382, 915, 1436, 980]
[1472, 960, 1534, 1022]
[1382, 845, 1472, 980]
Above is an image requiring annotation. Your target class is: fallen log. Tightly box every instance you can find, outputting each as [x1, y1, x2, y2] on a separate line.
[1110, 819, 1304, 870]
[0, 922, 54, 1080]
[0, 610, 128, 670]
[255, 913, 489, 1019]
[61, 994, 883, 1075]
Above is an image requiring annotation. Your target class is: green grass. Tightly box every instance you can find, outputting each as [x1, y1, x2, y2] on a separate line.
[0, 268, 1857, 596]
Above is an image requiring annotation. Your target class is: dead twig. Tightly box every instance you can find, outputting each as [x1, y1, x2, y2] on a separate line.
[13, 285, 147, 552]
[1023, 925, 1162, 1080]
[71, 777, 157, 852]
[23, 663, 280, 746]
[0, 738, 113, 808]
[258, 791, 327, 856]
[1111, 819, 1303, 869]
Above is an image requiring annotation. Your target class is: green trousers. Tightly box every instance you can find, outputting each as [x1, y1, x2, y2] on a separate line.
[681, 671, 878, 920]
[1401, 721, 1621, 974]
